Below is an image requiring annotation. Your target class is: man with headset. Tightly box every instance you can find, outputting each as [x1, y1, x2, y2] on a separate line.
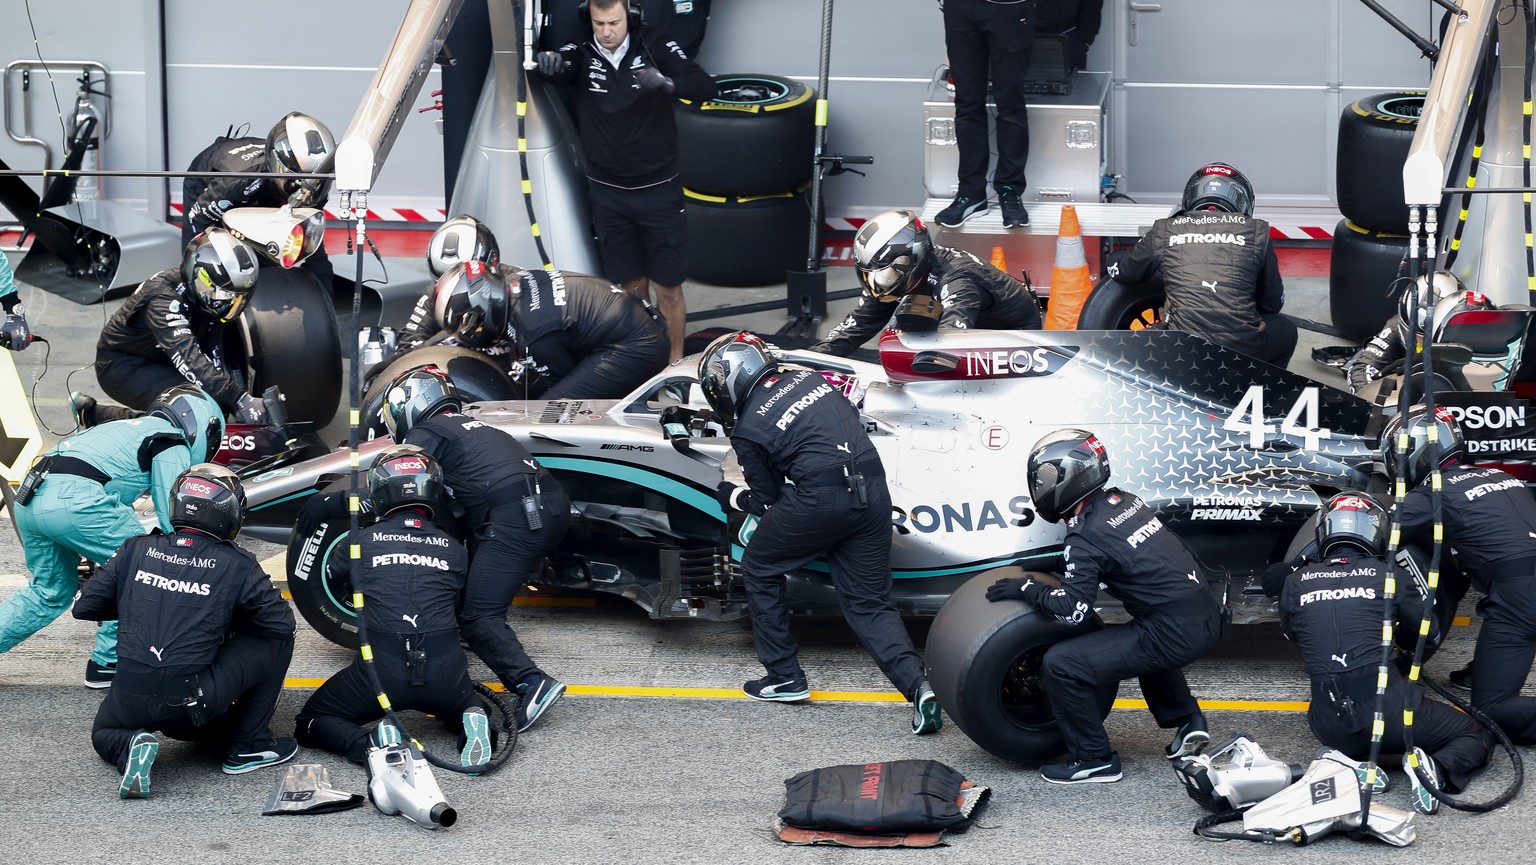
[535, 0, 717, 362]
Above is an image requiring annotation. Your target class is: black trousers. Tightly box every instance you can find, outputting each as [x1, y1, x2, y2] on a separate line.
[541, 324, 670, 401]
[944, 0, 1034, 199]
[295, 634, 484, 765]
[1310, 672, 1491, 793]
[739, 484, 926, 699]
[1042, 601, 1220, 762]
[94, 350, 190, 422]
[461, 492, 572, 690]
[1472, 574, 1536, 744]
[91, 634, 293, 771]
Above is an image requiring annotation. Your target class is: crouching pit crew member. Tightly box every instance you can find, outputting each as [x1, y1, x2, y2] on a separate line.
[701, 331, 941, 735]
[73, 464, 298, 798]
[296, 445, 494, 768]
[1387, 405, 1536, 745]
[383, 366, 571, 731]
[810, 209, 1043, 357]
[1342, 270, 1468, 395]
[987, 429, 1220, 783]
[1, 385, 224, 688]
[1279, 492, 1491, 814]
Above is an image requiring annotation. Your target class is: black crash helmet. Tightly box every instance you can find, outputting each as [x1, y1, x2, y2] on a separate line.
[147, 384, 225, 464]
[1027, 428, 1111, 523]
[697, 330, 778, 430]
[182, 227, 259, 323]
[264, 111, 336, 206]
[852, 209, 933, 301]
[1180, 162, 1255, 217]
[368, 443, 447, 517]
[1315, 492, 1389, 559]
[427, 215, 501, 278]
[432, 261, 514, 349]
[382, 365, 463, 442]
[1381, 403, 1465, 489]
[169, 463, 246, 541]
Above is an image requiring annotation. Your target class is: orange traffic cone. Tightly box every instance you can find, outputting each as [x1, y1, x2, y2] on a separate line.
[990, 245, 1008, 272]
[1043, 204, 1093, 330]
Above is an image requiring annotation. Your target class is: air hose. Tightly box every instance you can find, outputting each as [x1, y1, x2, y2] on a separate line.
[511, 0, 555, 273]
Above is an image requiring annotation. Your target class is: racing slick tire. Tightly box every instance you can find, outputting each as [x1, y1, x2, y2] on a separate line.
[1337, 92, 1423, 235]
[684, 186, 817, 287]
[234, 266, 343, 428]
[925, 568, 1112, 763]
[675, 74, 816, 195]
[1330, 219, 1410, 343]
[1075, 278, 1163, 331]
[358, 345, 524, 440]
[286, 480, 360, 648]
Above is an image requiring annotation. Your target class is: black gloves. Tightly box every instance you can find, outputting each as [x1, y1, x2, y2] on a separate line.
[235, 392, 269, 424]
[986, 576, 1042, 605]
[716, 482, 766, 517]
[1, 308, 31, 351]
[536, 51, 565, 77]
[634, 67, 675, 94]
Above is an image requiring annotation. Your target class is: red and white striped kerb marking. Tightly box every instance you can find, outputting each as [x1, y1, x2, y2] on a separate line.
[1269, 224, 1334, 240]
[168, 202, 448, 223]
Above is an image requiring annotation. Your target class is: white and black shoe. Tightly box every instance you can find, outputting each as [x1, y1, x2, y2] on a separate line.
[222, 737, 300, 775]
[934, 195, 988, 228]
[1165, 712, 1210, 759]
[1041, 752, 1122, 784]
[911, 678, 942, 735]
[1405, 747, 1441, 815]
[514, 672, 567, 732]
[119, 731, 158, 799]
[743, 674, 810, 702]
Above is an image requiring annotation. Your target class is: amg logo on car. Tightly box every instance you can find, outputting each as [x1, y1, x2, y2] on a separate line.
[1443, 404, 1526, 430]
[600, 444, 655, 452]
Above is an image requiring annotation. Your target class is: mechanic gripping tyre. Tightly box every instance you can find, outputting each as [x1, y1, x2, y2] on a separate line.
[676, 74, 816, 195]
[1330, 219, 1410, 343]
[685, 186, 817, 287]
[1074, 277, 1164, 331]
[234, 266, 343, 427]
[1337, 92, 1423, 235]
[925, 568, 1114, 763]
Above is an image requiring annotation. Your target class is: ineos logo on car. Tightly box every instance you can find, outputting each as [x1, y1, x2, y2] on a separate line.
[220, 434, 256, 451]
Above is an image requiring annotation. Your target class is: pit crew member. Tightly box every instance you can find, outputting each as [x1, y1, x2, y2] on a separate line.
[0, 248, 30, 351]
[1, 385, 224, 688]
[383, 366, 570, 731]
[1104, 162, 1296, 365]
[295, 445, 494, 768]
[986, 429, 1220, 784]
[1343, 272, 1493, 395]
[74, 464, 298, 797]
[810, 209, 1043, 357]
[702, 331, 941, 735]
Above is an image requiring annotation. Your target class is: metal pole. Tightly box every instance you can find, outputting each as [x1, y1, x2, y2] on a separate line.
[804, 0, 834, 270]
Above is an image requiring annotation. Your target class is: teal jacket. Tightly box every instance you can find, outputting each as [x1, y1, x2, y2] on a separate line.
[44, 417, 196, 532]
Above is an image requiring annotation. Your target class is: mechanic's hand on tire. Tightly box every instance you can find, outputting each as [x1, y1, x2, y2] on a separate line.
[536, 51, 565, 77]
[236, 392, 269, 424]
[985, 577, 1036, 604]
[1, 310, 31, 351]
[635, 67, 675, 94]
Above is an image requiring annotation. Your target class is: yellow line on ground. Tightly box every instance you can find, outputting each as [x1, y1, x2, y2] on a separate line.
[1454, 616, 1471, 627]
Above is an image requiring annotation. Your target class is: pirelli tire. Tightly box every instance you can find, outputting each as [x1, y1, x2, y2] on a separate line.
[925, 568, 1113, 763]
[685, 186, 817, 287]
[1330, 219, 1410, 343]
[1075, 277, 1164, 331]
[233, 266, 343, 428]
[358, 345, 522, 440]
[286, 480, 360, 648]
[675, 74, 816, 195]
[1337, 92, 1424, 235]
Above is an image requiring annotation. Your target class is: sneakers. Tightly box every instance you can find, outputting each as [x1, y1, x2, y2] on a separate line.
[460, 706, 493, 769]
[372, 720, 403, 749]
[999, 187, 1029, 228]
[1165, 712, 1210, 759]
[222, 737, 300, 775]
[1448, 663, 1473, 692]
[118, 731, 159, 799]
[1404, 747, 1441, 815]
[911, 678, 942, 735]
[934, 195, 987, 228]
[743, 674, 811, 703]
[70, 391, 97, 429]
[1317, 749, 1390, 793]
[1041, 752, 1122, 784]
[514, 672, 567, 732]
[84, 659, 116, 690]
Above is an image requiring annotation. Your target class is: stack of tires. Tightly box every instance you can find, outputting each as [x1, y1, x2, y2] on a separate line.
[676, 74, 818, 286]
[1330, 91, 1424, 342]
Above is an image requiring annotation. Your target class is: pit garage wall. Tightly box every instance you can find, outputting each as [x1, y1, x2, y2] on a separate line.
[1, 0, 1437, 221]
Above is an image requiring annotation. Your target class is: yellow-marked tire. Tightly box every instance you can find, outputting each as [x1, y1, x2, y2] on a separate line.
[684, 186, 818, 287]
[676, 74, 816, 195]
[1329, 219, 1410, 343]
[1337, 92, 1424, 235]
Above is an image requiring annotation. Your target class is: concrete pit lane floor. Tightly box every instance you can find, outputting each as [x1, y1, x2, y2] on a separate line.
[4, 247, 1535, 861]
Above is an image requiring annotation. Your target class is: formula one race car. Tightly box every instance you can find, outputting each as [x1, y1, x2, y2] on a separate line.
[229, 326, 1384, 762]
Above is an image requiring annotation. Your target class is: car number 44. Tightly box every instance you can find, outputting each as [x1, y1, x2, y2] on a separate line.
[1222, 385, 1333, 451]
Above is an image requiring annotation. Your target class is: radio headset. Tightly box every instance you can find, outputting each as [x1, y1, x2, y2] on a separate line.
[576, 0, 645, 27]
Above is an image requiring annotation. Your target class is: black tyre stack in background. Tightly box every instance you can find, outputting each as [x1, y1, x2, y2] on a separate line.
[1330, 91, 1424, 342]
[676, 74, 819, 286]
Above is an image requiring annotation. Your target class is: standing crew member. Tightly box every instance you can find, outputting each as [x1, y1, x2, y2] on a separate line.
[0, 249, 31, 350]
[295, 445, 494, 768]
[382, 367, 570, 732]
[1280, 492, 1491, 814]
[535, 0, 718, 361]
[935, 0, 1036, 228]
[73, 228, 264, 427]
[1388, 405, 1536, 745]
[181, 111, 337, 291]
[811, 210, 1043, 356]
[1, 385, 224, 688]
[986, 429, 1220, 783]
[701, 331, 941, 735]
[74, 464, 298, 797]
[1105, 162, 1295, 365]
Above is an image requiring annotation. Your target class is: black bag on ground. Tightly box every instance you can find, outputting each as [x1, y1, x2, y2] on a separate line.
[778, 760, 981, 833]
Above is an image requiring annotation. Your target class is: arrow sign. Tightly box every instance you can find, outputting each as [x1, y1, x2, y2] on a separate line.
[0, 348, 42, 483]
